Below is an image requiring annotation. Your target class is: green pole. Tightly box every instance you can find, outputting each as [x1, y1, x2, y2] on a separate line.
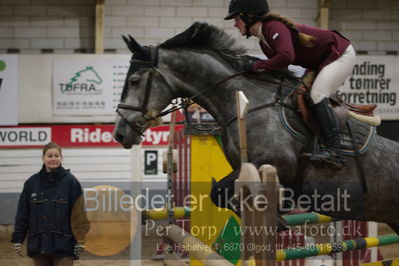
[277, 234, 399, 261]
[282, 212, 335, 226]
[143, 210, 334, 225]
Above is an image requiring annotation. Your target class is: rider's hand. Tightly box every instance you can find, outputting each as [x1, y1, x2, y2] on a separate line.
[74, 243, 85, 259]
[14, 243, 22, 257]
[243, 62, 255, 72]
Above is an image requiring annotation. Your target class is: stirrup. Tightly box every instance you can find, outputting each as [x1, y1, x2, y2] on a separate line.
[301, 152, 325, 169]
[301, 150, 344, 169]
[301, 137, 326, 169]
[316, 150, 344, 169]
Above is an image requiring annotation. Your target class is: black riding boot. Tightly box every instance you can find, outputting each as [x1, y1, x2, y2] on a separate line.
[303, 98, 344, 169]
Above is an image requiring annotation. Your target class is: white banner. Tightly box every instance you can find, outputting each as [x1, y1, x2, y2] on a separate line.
[337, 56, 399, 120]
[0, 55, 18, 125]
[0, 127, 51, 146]
[53, 60, 129, 115]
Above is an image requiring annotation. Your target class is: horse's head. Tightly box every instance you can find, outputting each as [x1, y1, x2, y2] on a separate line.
[113, 36, 175, 148]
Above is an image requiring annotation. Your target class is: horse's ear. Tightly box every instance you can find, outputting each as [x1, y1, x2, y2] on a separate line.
[122, 35, 135, 53]
[121, 34, 146, 57]
[128, 35, 147, 56]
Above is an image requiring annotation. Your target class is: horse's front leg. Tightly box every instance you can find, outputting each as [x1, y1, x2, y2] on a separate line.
[210, 167, 289, 232]
[210, 168, 240, 215]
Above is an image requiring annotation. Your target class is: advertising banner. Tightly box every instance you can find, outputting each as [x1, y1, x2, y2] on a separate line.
[53, 60, 128, 115]
[52, 56, 399, 120]
[337, 56, 399, 120]
[0, 125, 182, 148]
[0, 55, 18, 125]
[52, 59, 184, 122]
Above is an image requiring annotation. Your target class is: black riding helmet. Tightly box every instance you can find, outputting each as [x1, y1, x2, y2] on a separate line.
[225, 0, 269, 38]
[224, 0, 269, 21]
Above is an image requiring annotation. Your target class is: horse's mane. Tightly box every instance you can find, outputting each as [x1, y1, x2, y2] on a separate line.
[160, 22, 297, 81]
[160, 22, 245, 60]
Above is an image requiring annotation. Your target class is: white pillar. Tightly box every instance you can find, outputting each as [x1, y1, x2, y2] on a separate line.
[333, 221, 343, 266]
[131, 145, 142, 266]
[368, 222, 378, 262]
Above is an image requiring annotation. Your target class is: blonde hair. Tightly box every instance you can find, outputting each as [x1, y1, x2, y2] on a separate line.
[42, 142, 62, 157]
[259, 12, 316, 47]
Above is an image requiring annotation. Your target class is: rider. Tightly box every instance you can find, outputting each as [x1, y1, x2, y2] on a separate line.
[225, 0, 356, 169]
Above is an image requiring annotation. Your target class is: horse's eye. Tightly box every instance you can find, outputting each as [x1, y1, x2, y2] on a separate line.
[130, 78, 140, 85]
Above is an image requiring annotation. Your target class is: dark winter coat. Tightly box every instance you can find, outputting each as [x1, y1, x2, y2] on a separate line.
[11, 165, 87, 258]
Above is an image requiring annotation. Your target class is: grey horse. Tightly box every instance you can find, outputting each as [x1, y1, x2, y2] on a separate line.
[113, 22, 399, 234]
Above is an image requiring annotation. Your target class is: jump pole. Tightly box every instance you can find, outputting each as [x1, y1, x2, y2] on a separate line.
[163, 224, 233, 266]
[144, 208, 335, 226]
[282, 212, 336, 226]
[276, 233, 399, 261]
[143, 207, 191, 220]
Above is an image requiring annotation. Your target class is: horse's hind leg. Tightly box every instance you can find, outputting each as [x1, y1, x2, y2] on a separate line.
[388, 224, 399, 235]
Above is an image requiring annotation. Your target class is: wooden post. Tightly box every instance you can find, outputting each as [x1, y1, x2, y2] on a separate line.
[235, 163, 259, 262]
[317, 0, 331, 29]
[235, 90, 276, 266]
[166, 111, 177, 224]
[234, 163, 277, 266]
[236, 91, 249, 163]
[95, 0, 105, 54]
[257, 165, 277, 266]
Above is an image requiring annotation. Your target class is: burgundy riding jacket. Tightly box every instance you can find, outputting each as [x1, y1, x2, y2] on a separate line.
[253, 20, 351, 73]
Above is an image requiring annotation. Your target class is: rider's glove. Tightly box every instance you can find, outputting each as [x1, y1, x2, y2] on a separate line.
[14, 243, 22, 257]
[243, 62, 256, 72]
[73, 243, 85, 260]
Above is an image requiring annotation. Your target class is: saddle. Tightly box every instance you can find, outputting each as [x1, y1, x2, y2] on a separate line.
[279, 73, 378, 157]
[298, 71, 381, 129]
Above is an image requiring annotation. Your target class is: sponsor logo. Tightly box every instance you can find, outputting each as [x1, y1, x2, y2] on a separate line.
[58, 66, 103, 95]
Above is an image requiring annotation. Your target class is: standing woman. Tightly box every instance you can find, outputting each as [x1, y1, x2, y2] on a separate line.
[11, 142, 87, 266]
[225, 0, 356, 169]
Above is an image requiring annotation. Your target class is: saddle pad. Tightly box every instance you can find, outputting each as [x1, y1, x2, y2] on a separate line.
[278, 89, 375, 157]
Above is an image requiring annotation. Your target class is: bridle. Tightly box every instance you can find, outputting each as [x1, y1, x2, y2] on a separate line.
[116, 46, 179, 136]
[116, 45, 305, 136]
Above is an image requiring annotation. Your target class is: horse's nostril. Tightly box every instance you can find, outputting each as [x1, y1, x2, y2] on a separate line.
[114, 133, 124, 143]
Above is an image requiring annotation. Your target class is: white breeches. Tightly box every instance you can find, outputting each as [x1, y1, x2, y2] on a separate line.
[311, 44, 356, 104]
